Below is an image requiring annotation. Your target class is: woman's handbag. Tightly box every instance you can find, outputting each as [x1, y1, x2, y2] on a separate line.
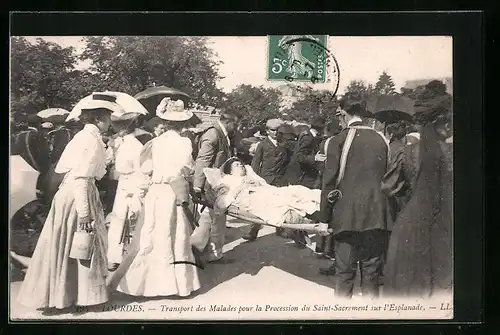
[325, 128, 357, 205]
[69, 221, 95, 261]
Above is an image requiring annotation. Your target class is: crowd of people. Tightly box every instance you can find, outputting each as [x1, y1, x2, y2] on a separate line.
[10, 79, 453, 313]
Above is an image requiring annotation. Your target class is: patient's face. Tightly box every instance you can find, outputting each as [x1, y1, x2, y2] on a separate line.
[230, 161, 246, 177]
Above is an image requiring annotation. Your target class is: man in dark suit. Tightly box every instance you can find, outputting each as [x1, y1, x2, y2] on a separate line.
[285, 116, 325, 189]
[251, 118, 284, 185]
[192, 111, 240, 262]
[243, 118, 285, 241]
[319, 99, 392, 299]
[284, 116, 325, 246]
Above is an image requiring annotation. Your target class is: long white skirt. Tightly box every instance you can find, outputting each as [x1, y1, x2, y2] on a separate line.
[107, 183, 200, 297]
[17, 180, 108, 309]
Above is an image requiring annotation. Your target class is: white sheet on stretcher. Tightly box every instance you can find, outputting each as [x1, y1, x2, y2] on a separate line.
[203, 167, 321, 226]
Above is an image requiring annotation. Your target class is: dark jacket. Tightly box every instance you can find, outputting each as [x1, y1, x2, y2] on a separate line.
[381, 139, 418, 219]
[47, 126, 72, 164]
[251, 137, 281, 185]
[193, 124, 233, 193]
[319, 121, 392, 234]
[12, 129, 50, 192]
[314, 136, 331, 189]
[273, 137, 297, 187]
[44, 126, 73, 203]
[284, 130, 322, 189]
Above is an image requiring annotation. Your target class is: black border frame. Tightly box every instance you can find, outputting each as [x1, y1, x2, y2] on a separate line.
[6, 11, 485, 331]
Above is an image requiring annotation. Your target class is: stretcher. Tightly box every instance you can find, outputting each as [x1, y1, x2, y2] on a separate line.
[191, 194, 329, 235]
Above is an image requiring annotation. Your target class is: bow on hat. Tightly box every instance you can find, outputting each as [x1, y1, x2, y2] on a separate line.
[156, 98, 193, 121]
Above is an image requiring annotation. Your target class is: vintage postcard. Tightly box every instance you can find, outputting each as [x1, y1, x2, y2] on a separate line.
[9, 35, 453, 321]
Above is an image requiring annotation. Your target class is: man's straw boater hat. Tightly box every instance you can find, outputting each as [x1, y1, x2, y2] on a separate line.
[156, 98, 193, 122]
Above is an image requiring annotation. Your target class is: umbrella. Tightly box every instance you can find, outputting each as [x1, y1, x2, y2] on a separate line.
[134, 86, 191, 101]
[68, 92, 149, 122]
[367, 95, 415, 123]
[10, 155, 39, 220]
[37, 108, 69, 119]
[134, 86, 192, 115]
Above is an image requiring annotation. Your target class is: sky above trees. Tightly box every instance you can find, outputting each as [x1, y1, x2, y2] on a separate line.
[22, 36, 453, 95]
[11, 36, 452, 129]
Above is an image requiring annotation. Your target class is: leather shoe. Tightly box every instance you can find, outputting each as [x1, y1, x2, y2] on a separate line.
[207, 255, 224, 263]
[242, 228, 259, 241]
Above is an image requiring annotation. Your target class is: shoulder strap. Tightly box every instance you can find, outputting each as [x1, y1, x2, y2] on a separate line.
[323, 137, 332, 159]
[335, 128, 356, 188]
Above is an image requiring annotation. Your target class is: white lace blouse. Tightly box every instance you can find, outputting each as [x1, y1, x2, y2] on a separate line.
[141, 130, 194, 183]
[55, 124, 107, 218]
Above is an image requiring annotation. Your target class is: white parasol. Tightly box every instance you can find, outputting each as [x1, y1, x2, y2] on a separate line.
[37, 108, 70, 119]
[67, 92, 149, 122]
[10, 155, 39, 220]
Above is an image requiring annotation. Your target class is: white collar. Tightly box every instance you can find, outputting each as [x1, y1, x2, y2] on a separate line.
[407, 132, 421, 140]
[268, 136, 278, 146]
[134, 128, 151, 137]
[347, 116, 363, 127]
[218, 121, 229, 139]
[83, 124, 101, 138]
[310, 128, 319, 137]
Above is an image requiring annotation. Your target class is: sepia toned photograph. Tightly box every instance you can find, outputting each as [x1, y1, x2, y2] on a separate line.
[9, 34, 453, 320]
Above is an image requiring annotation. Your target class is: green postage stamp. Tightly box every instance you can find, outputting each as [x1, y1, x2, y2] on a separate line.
[267, 35, 329, 84]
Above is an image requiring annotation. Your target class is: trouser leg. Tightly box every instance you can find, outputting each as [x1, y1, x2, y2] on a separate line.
[358, 230, 388, 298]
[206, 209, 226, 260]
[243, 224, 261, 240]
[334, 232, 360, 299]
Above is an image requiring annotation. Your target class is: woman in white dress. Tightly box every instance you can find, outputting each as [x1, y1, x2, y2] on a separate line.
[17, 98, 117, 310]
[108, 99, 200, 298]
[106, 112, 147, 272]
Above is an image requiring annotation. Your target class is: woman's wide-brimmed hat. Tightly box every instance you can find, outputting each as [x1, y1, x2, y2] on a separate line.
[67, 93, 126, 122]
[68, 92, 149, 122]
[413, 80, 452, 124]
[156, 98, 193, 122]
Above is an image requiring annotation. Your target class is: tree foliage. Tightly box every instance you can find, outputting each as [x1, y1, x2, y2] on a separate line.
[343, 80, 375, 102]
[283, 86, 338, 124]
[80, 36, 225, 107]
[222, 84, 282, 129]
[374, 71, 396, 95]
[10, 37, 82, 114]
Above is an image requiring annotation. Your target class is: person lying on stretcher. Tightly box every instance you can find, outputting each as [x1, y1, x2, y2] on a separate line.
[212, 158, 270, 210]
[205, 157, 321, 227]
